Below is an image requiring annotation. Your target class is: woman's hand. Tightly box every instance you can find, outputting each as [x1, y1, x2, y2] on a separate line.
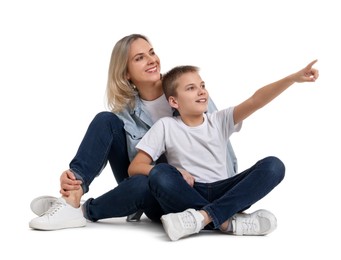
[59, 169, 82, 196]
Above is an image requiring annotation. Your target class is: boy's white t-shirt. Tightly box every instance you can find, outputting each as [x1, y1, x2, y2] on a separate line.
[136, 107, 242, 183]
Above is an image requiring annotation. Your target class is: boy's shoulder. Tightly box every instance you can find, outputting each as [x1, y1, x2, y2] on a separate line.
[153, 116, 178, 126]
[205, 107, 235, 122]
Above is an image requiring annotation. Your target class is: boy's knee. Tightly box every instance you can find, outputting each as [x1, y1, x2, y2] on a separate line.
[149, 163, 178, 189]
[266, 156, 285, 182]
[149, 163, 171, 178]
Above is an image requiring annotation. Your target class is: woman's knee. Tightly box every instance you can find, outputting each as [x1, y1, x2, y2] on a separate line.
[92, 111, 123, 128]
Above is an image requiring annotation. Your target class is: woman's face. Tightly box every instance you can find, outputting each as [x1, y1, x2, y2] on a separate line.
[126, 38, 161, 87]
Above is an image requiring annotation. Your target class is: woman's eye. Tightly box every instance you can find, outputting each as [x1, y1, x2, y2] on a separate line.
[135, 56, 143, 61]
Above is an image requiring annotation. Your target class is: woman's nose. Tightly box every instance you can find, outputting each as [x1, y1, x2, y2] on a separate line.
[147, 54, 156, 64]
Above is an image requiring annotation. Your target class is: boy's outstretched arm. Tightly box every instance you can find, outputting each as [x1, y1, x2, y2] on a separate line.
[233, 59, 319, 125]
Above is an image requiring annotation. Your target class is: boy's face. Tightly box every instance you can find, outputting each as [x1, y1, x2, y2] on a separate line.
[169, 71, 209, 116]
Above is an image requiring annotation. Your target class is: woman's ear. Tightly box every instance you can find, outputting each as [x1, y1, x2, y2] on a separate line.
[168, 96, 179, 109]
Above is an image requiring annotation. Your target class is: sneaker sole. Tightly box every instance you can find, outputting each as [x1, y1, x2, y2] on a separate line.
[29, 218, 86, 231]
[30, 195, 58, 216]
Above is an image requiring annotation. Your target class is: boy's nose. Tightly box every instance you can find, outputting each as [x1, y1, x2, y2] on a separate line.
[198, 88, 206, 95]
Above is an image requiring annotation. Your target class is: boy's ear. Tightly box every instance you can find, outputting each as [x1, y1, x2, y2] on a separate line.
[168, 96, 179, 109]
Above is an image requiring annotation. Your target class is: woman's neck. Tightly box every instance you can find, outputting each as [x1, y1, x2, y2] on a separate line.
[138, 80, 163, 101]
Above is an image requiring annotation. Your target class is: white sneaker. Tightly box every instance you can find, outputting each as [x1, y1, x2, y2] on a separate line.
[161, 209, 204, 241]
[231, 209, 277, 236]
[29, 197, 86, 230]
[30, 195, 58, 216]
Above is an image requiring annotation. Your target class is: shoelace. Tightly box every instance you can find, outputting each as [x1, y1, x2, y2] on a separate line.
[239, 217, 258, 233]
[180, 211, 196, 229]
[43, 199, 65, 217]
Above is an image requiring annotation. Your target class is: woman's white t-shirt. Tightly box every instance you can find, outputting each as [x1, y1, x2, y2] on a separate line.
[140, 94, 173, 123]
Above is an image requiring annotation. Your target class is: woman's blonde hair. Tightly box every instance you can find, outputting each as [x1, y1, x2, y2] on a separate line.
[106, 34, 150, 112]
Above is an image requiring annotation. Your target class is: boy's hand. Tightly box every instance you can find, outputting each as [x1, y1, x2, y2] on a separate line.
[177, 168, 195, 187]
[293, 59, 319, 83]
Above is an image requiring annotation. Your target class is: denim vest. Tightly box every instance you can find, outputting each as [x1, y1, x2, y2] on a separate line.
[116, 94, 239, 178]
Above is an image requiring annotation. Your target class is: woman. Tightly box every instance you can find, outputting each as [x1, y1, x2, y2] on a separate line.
[29, 34, 238, 230]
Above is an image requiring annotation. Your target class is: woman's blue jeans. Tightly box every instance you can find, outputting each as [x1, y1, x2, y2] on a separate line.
[69, 112, 163, 222]
[149, 157, 285, 229]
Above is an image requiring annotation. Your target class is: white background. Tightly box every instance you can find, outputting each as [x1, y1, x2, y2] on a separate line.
[1, 0, 340, 259]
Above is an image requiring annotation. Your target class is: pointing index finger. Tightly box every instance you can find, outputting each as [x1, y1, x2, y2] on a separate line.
[306, 59, 318, 69]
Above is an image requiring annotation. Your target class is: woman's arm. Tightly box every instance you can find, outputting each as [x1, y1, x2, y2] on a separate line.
[128, 150, 154, 176]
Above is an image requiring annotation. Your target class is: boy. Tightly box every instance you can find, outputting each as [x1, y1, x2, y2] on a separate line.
[128, 61, 319, 241]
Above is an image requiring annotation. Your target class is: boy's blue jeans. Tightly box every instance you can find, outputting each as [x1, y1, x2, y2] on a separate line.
[149, 157, 285, 229]
[68, 112, 163, 222]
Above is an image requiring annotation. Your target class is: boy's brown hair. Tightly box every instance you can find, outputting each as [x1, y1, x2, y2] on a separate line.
[162, 65, 199, 99]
